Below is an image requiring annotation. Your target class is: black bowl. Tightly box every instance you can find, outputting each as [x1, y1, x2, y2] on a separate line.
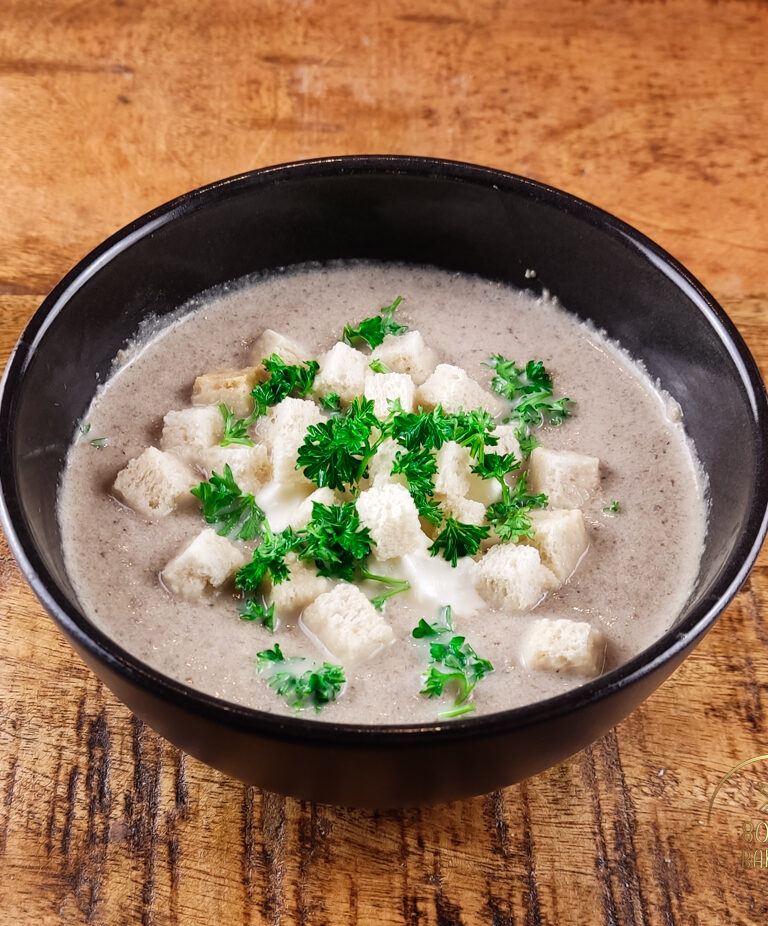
[1, 156, 766, 807]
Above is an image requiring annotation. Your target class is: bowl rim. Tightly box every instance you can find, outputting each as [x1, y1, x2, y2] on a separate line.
[2, 153, 767, 746]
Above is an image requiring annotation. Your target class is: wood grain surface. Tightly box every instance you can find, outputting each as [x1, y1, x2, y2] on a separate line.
[1, 1, 766, 923]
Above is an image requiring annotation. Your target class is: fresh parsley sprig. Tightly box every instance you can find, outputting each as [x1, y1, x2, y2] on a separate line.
[412, 606, 493, 718]
[486, 356, 572, 427]
[342, 296, 407, 350]
[485, 471, 548, 543]
[256, 644, 345, 712]
[428, 516, 490, 567]
[250, 354, 320, 418]
[235, 526, 295, 589]
[219, 403, 256, 447]
[294, 501, 373, 581]
[240, 596, 276, 632]
[191, 464, 266, 541]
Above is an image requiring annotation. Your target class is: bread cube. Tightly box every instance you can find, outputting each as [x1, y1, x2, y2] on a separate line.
[525, 509, 589, 582]
[161, 406, 224, 458]
[521, 618, 606, 677]
[251, 328, 313, 368]
[434, 441, 472, 498]
[201, 443, 272, 495]
[314, 342, 368, 404]
[256, 397, 324, 487]
[474, 543, 558, 613]
[265, 556, 332, 615]
[161, 528, 248, 599]
[416, 364, 506, 417]
[113, 446, 198, 519]
[364, 371, 416, 418]
[366, 436, 408, 488]
[527, 446, 600, 508]
[286, 486, 344, 530]
[192, 366, 261, 418]
[492, 424, 522, 460]
[301, 583, 395, 665]
[355, 483, 429, 560]
[370, 330, 438, 385]
[435, 493, 487, 528]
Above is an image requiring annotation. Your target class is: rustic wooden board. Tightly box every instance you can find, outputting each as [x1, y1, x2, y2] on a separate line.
[1, 1, 767, 923]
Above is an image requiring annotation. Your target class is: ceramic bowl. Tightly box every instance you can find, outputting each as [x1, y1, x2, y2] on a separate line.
[1, 156, 766, 806]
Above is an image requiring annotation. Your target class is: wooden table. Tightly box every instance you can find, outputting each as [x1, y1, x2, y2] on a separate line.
[1, 1, 766, 922]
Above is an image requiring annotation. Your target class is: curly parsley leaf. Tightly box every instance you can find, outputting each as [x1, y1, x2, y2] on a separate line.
[361, 570, 411, 610]
[429, 516, 490, 567]
[250, 354, 319, 418]
[256, 644, 345, 712]
[319, 392, 342, 413]
[295, 501, 373, 581]
[369, 358, 390, 374]
[342, 296, 407, 350]
[412, 606, 493, 716]
[191, 464, 266, 541]
[240, 597, 276, 632]
[296, 397, 380, 491]
[485, 471, 548, 543]
[388, 404, 455, 452]
[219, 403, 256, 447]
[486, 356, 572, 427]
[235, 527, 295, 590]
[604, 500, 621, 513]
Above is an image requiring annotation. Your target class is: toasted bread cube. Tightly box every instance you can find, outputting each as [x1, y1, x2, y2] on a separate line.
[192, 366, 261, 418]
[527, 446, 600, 508]
[492, 424, 522, 460]
[286, 486, 344, 530]
[265, 556, 332, 615]
[314, 342, 368, 404]
[113, 446, 197, 519]
[256, 397, 324, 487]
[364, 370, 415, 418]
[251, 329, 313, 367]
[161, 528, 247, 599]
[521, 618, 606, 677]
[370, 330, 438, 385]
[366, 436, 408, 488]
[302, 583, 395, 665]
[201, 443, 272, 496]
[475, 543, 559, 613]
[435, 493, 487, 528]
[525, 509, 589, 582]
[416, 364, 506, 417]
[434, 441, 472, 498]
[161, 406, 224, 458]
[355, 483, 429, 560]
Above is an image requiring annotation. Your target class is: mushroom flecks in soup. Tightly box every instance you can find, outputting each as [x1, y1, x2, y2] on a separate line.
[58, 263, 707, 723]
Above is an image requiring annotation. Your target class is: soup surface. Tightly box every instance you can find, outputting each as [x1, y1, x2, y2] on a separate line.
[58, 263, 707, 723]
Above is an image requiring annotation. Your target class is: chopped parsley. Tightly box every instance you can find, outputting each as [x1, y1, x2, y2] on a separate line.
[412, 606, 493, 718]
[486, 356, 572, 427]
[342, 296, 407, 350]
[294, 501, 373, 581]
[256, 644, 345, 712]
[604, 500, 621, 513]
[219, 403, 255, 447]
[240, 597, 276, 632]
[485, 471, 548, 543]
[369, 358, 390, 374]
[190, 464, 266, 541]
[428, 516, 490, 567]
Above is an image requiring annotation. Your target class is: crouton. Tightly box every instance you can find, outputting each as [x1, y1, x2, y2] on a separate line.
[474, 543, 558, 613]
[192, 366, 261, 417]
[314, 342, 368, 404]
[416, 364, 506, 417]
[366, 436, 408, 488]
[255, 397, 324, 487]
[113, 446, 198, 519]
[251, 329, 313, 367]
[370, 330, 438, 385]
[492, 424, 522, 460]
[302, 583, 395, 665]
[527, 446, 600, 508]
[434, 441, 472, 498]
[201, 443, 272, 496]
[521, 618, 606, 677]
[265, 556, 332, 615]
[161, 528, 247, 599]
[355, 483, 429, 560]
[286, 486, 344, 530]
[161, 405, 224, 458]
[525, 509, 589, 582]
[435, 493, 487, 528]
[363, 370, 415, 418]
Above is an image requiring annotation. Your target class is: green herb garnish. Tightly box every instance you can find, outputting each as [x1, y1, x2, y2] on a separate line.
[319, 392, 342, 413]
[256, 644, 345, 712]
[342, 296, 407, 350]
[368, 358, 390, 374]
[235, 526, 295, 589]
[219, 403, 255, 447]
[240, 597, 276, 632]
[485, 471, 548, 543]
[190, 464, 266, 540]
[428, 516, 490, 567]
[294, 501, 374, 581]
[604, 500, 621, 513]
[486, 356, 572, 427]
